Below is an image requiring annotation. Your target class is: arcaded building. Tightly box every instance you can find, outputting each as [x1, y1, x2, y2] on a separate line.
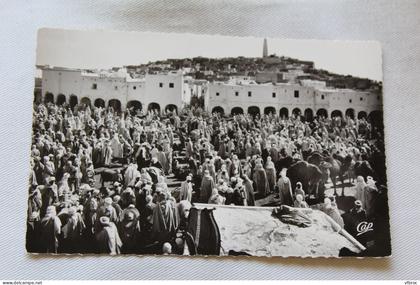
[205, 78, 383, 121]
[37, 66, 191, 113]
[37, 65, 383, 123]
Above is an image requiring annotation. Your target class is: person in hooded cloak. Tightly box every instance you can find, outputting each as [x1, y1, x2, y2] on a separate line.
[57, 172, 71, 202]
[95, 216, 122, 255]
[179, 175, 193, 202]
[265, 156, 277, 193]
[96, 197, 119, 231]
[208, 188, 226, 205]
[103, 141, 113, 166]
[155, 176, 168, 193]
[269, 143, 280, 164]
[218, 140, 227, 159]
[84, 161, 96, 187]
[151, 193, 179, 242]
[365, 176, 379, 218]
[118, 207, 141, 254]
[294, 182, 306, 201]
[242, 174, 255, 206]
[185, 138, 194, 159]
[139, 168, 153, 184]
[61, 206, 86, 253]
[39, 206, 62, 253]
[41, 177, 58, 217]
[43, 156, 55, 185]
[92, 141, 103, 167]
[316, 197, 345, 228]
[231, 184, 247, 206]
[354, 176, 367, 208]
[120, 187, 136, 209]
[150, 157, 163, 171]
[228, 155, 242, 178]
[200, 170, 215, 203]
[33, 156, 45, 185]
[27, 185, 43, 252]
[157, 147, 170, 175]
[277, 168, 293, 206]
[110, 133, 124, 160]
[177, 200, 192, 231]
[142, 194, 156, 234]
[252, 162, 269, 198]
[202, 158, 216, 182]
[293, 194, 309, 208]
[124, 163, 140, 187]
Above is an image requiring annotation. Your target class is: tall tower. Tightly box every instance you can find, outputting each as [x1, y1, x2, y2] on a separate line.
[263, 38, 268, 58]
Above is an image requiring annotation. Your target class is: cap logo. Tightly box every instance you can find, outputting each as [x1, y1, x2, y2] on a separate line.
[356, 221, 373, 236]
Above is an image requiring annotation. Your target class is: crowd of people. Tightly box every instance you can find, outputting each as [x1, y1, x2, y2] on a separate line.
[26, 98, 388, 255]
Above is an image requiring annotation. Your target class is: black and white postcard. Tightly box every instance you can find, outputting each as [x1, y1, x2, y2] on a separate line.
[27, 28, 390, 257]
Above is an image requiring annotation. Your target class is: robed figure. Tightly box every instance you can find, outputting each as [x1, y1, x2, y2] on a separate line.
[179, 176, 193, 202]
[265, 157, 277, 192]
[277, 169, 293, 206]
[252, 163, 269, 198]
[61, 207, 86, 253]
[242, 175, 255, 206]
[151, 197, 179, 242]
[39, 206, 62, 253]
[95, 216, 122, 255]
[200, 170, 215, 203]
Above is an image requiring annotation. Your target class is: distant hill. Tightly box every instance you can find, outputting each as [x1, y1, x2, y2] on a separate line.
[125, 56, 381, 92]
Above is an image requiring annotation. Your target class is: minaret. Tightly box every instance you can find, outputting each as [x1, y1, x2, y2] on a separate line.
[263, 38, 268, 58]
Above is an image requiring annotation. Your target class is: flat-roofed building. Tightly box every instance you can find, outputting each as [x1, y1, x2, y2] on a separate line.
[206, 80, 383, 122]
[39, 66, 191, 114]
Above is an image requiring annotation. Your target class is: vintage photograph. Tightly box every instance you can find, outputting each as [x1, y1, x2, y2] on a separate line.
[27, 28, 390, 257]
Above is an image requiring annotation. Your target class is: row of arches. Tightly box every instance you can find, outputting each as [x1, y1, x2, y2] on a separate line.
[41, 93, 177, 114]
[211, 106, 381, 122]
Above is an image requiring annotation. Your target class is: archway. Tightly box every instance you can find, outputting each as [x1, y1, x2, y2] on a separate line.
[148, 102, 161, 113]
[231, 107, 244, 115]
[345, 108, 355, 119]
[316, 108, 328, 119]
[358, 111, 368, 120]
[165, 104, 178, 114]
[264, 106, 276, 115]
[304, 108, 314, 121]
[94, 98, 105, 108]
[69, 95, 78, 109]
[292, 108, 301, 117]
[212, 106, 224, 115]
[44, 92, 54, 104]
[368, 110, 383, 127]
[56, 94, 66, 106]
[127, 100, 142, 111]
[108, 99, 122, 113]
[279, 107, 289, 118]
[247, 106, 260, 117]
[331, 110, 343, 118]
[80, 97, 91, 108]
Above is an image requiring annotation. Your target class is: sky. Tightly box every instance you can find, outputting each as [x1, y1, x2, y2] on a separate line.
[36, 28, 382, 81]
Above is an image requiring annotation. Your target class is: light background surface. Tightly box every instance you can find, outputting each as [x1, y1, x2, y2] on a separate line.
[0, 0, 419, 280]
